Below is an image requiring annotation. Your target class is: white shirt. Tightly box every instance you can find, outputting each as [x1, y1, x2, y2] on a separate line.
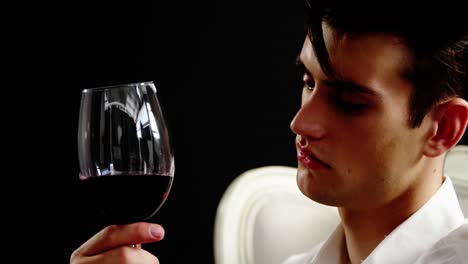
[283, 177, 468, 264]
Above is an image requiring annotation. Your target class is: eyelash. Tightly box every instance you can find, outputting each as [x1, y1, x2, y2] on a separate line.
[297, 63, 367, 114]
[297, 64, 315, 90]
[335, 96, 367, 113]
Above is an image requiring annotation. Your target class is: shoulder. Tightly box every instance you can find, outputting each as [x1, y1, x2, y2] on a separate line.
[281, 241, 325, 264]
[414, 221, 468, 264]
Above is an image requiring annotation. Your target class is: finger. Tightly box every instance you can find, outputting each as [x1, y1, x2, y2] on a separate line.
[74, 222, 165, 257]
[72, 246, 159, 264]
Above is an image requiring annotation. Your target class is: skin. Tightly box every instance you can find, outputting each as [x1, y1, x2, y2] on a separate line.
[291, 23, 468, 263]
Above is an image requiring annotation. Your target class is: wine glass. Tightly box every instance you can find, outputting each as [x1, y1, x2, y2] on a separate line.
[77, 81, 174, 225]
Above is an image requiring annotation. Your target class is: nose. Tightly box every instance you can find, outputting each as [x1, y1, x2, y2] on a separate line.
[290, 95, 326, 140]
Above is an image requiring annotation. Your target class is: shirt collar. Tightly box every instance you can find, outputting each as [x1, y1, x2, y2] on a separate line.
[312, 224, 347, 263]
[310, 176, 465, 264]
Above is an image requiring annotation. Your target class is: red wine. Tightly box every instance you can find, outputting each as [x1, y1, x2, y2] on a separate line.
[79, 174, 173, 224]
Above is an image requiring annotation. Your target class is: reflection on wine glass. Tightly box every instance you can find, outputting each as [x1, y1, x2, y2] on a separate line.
[77, 81, 174, 225]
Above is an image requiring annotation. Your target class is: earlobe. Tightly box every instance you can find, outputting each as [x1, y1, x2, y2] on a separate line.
[423, 98, 468, 157]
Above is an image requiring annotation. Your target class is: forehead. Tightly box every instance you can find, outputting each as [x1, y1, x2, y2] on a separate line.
[300, 23, 413, 95]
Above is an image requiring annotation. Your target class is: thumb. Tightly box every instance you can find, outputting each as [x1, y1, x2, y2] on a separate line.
[76, 222, 165, 256]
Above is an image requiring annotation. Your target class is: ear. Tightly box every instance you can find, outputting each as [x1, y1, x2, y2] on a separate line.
[423, 98, 468, 157]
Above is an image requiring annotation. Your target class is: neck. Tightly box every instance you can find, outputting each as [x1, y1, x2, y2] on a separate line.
[339, 160, 444, 264]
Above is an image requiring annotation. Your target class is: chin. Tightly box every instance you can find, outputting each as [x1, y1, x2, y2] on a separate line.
[298, 177, 339, 207]
[308, 190, 343, 207]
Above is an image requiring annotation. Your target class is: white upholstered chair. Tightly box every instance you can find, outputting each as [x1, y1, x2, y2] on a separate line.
[214, 145, 467, 264]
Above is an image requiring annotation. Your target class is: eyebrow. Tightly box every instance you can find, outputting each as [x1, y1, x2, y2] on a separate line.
[295, 55, 304, 67]
[295, 55, 379, 97]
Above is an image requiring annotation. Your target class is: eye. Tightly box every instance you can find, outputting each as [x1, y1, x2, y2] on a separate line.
[303, 72, 315, 91]
[336, 100, 367, 113]
[334, 90, 368, 113]
[296, 63, 315, 91]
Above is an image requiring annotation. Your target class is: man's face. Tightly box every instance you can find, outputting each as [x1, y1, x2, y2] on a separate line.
[291, 25, 434, 210]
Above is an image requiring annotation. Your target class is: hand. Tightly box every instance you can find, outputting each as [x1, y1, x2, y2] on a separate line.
[70, 222, 165, 264]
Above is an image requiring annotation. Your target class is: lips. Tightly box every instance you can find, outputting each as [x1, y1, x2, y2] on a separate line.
[297, 147, 330, 170]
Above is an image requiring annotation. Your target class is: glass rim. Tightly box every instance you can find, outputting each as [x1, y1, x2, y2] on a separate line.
[81, 81, 155, 94]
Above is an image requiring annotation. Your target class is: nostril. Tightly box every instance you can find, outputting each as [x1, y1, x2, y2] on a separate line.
[298, 135, 308, 148]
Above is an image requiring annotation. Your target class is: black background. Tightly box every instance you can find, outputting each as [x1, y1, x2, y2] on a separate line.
[46, 1, 467, 263]
[47, 1, 305, 263]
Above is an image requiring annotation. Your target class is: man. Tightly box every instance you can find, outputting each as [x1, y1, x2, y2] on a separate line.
[70, 2, 468, 264]
[284, 2, 468, 264]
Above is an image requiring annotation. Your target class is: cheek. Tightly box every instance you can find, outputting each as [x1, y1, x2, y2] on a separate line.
[330, 117, 399, 175]
[353, 126, 416, 180]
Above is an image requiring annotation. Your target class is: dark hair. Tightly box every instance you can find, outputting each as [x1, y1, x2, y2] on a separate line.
[305, 2, 468, 127]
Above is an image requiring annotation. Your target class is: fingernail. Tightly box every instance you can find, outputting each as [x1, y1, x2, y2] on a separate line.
[150, 225, 164, 238]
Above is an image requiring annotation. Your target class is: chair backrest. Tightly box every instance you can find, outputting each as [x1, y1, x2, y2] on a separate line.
[213, 166, 340, 264]
[444, 144, 468, 215]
